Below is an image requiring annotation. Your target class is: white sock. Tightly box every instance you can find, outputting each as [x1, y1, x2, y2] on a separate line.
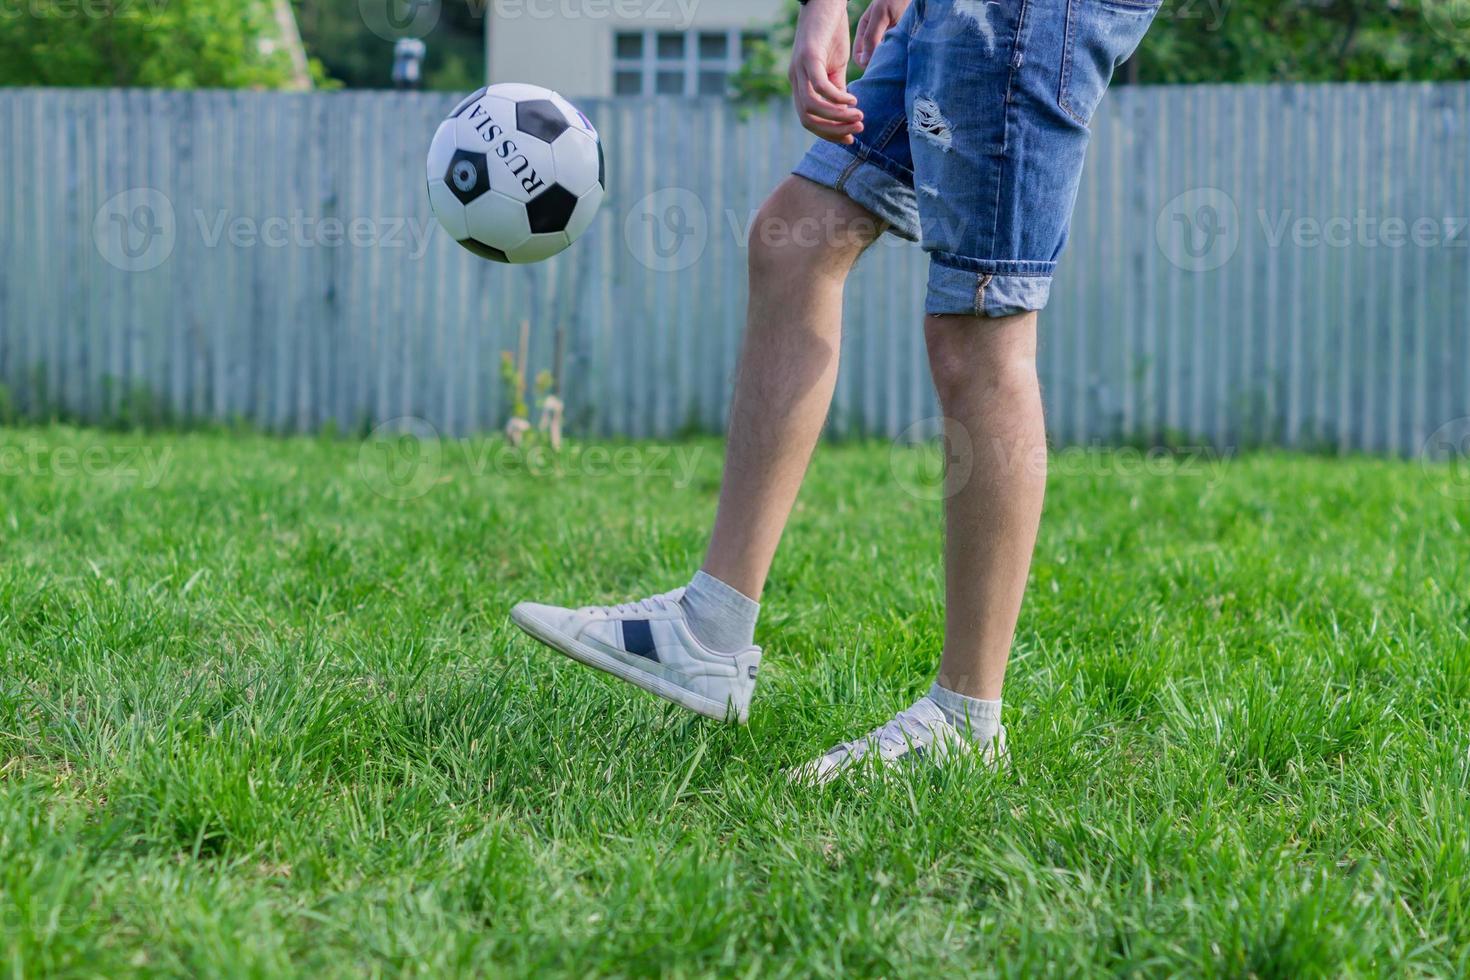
[678, 571, 759, 654]
[926, 681, 1002, 744]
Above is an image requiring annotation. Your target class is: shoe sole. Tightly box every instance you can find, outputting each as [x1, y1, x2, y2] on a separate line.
[510, 606, 743, 723]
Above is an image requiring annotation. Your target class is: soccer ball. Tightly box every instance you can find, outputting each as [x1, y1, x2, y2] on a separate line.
[426, 83, 605, 263]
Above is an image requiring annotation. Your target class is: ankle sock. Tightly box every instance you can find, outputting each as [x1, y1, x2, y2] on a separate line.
[926, 681, 1002, 743]
[679, 571, 760, 654]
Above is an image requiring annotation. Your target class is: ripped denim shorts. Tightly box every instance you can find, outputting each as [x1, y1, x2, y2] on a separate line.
[793, 0, 1159, 317]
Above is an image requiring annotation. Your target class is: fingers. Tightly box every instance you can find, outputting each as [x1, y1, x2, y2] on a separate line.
[801, 113, 863, 143]
[854, 9, 893, 67]
[795, 84, 862, 143]
[800, 79, 860, 123]
[853, 8, 874, 67]
[806, 64, 857, 109]
[790, 54, 862, 144]
[797, 107, 863, 142]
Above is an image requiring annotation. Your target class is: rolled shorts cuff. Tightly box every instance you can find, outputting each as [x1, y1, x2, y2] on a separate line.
[792, 140, 921, 243]
[927, 255, 1055, 318]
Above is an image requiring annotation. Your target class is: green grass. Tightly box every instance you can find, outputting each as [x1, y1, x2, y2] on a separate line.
[2, 425, 1469, 977]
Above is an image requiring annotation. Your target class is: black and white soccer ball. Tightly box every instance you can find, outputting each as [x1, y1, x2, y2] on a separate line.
[426, 83, 605, 263]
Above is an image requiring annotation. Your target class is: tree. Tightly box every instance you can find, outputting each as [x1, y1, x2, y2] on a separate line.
[1133, 0, 1470, 83]
[732, 0, 1470, 102]
[291, 0, 485, 90]
[0, 0, 313, 88]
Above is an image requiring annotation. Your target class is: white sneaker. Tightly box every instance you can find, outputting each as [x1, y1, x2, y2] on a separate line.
[787, 696, 1008, 786]
[510, 589, 762, 723]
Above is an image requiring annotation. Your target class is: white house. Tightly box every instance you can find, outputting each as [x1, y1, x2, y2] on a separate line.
[484, 0, 788, 99]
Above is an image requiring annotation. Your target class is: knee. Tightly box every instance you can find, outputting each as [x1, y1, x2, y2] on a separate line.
[926, 315, 1039, 408]
[747, 180, 878, 284]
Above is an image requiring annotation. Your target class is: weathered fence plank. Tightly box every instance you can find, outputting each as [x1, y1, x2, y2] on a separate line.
[0, 85, 1466, 450]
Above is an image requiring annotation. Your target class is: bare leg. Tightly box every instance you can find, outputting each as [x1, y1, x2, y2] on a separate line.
[700, 176, 883, 600]
[925, 312, 1046, 701]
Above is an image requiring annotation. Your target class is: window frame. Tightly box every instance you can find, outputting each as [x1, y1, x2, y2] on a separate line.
[611, 27, 759, 97]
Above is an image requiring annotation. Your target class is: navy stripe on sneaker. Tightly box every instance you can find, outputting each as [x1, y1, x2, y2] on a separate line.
[622, 619, 658, 661]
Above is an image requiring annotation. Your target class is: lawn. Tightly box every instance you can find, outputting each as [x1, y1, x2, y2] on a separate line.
[1, 425, 1468, 977]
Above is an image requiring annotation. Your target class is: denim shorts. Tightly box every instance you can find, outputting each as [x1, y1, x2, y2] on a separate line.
[793, 0, 1159, 317]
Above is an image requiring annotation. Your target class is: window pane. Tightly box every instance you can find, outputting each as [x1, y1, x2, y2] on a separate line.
[698, 70, 726, 95]
[614, 70, 643, 95]
[698, 32, 728, 60]
[615, 32, 642, 59]
[741, 32, 765, 58]
[655, 70, 684, 94]
[657, 32, 685, 58]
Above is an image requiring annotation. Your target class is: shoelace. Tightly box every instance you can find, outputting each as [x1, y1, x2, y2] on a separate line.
[579, 588, 684, 618]
[830, 703, 942, 764]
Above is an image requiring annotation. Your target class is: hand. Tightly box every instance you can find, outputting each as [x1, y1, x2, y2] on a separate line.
[789, 0, 863, 145]
[853, 0, 911, 68]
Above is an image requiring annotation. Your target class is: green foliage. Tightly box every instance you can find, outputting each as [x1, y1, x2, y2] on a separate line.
[292, 0, 485, 90]
[2, 428, 1469, 973]
[732, 0, 1470, 102]
[0, 0, 303, 88]
[500, 350, 529, 421]
[730, 0, 803, 102]
[533, 369, 554, 402]
[1134, 0, 1470, 83]
[731, 0, 870, 102]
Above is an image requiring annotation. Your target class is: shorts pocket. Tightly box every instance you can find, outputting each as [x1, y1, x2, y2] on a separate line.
[1058, 0, 1161, 127]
